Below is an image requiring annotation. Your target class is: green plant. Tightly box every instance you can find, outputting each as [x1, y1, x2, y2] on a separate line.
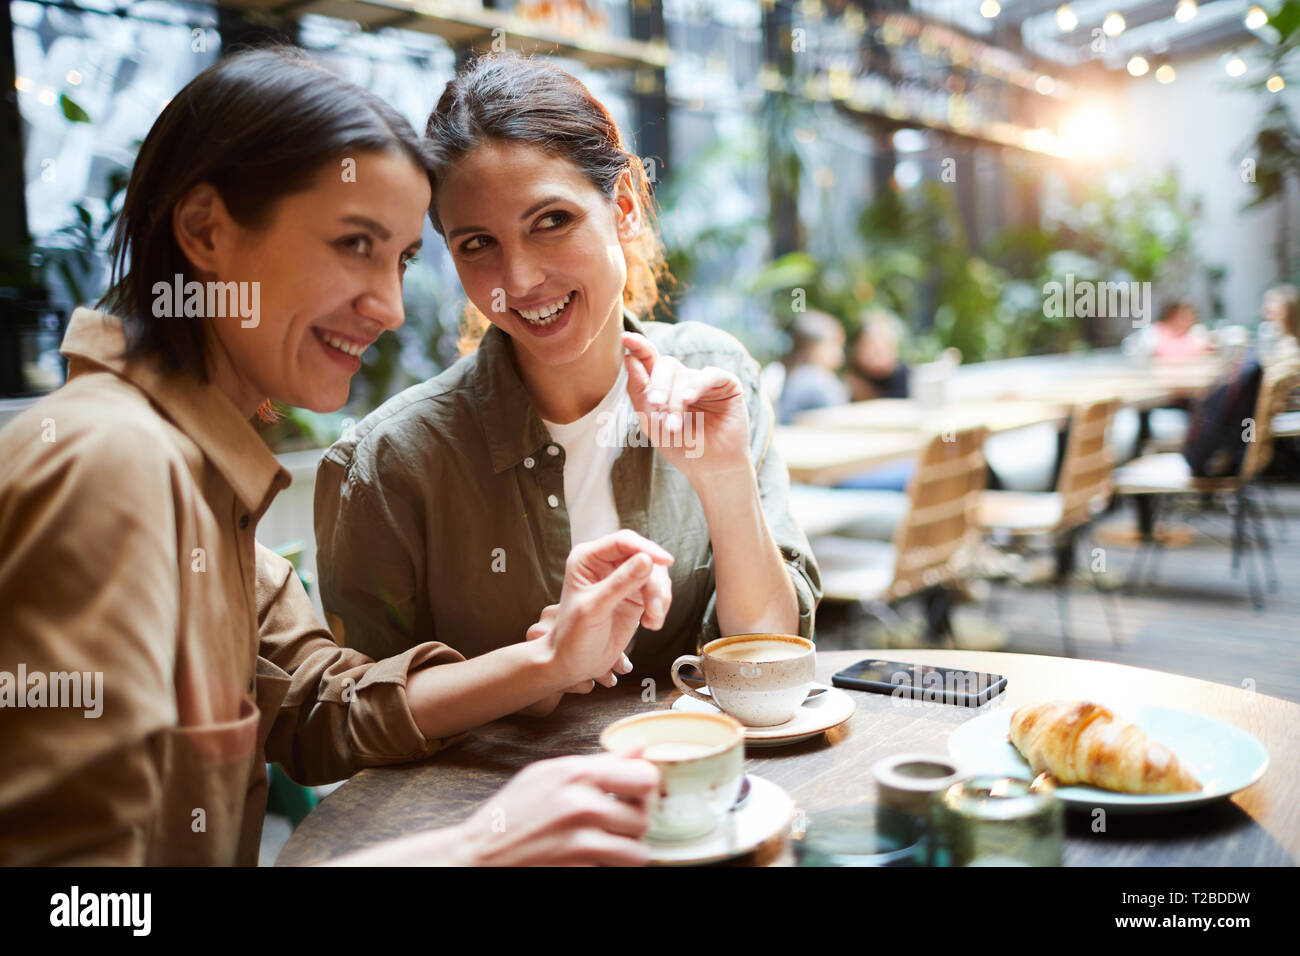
[30, 96, 133, 312]
[1239, 0, 1300, 281]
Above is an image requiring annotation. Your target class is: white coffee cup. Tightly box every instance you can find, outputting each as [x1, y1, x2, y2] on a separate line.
[671, 633, 815, 727]
[600, 711, 745, 842]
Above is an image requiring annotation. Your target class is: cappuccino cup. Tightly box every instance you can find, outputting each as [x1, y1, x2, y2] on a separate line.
[671, 634, 815, 727]
[601, 711, 745, 842]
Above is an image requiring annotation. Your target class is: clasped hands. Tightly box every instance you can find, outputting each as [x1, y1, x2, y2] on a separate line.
[517, 529, 673, 716]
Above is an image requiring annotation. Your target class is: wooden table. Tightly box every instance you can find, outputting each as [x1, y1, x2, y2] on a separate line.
[795, 398, 1070, 434]
[775, 426, 923, 485]
[277, 650, 1298, 866]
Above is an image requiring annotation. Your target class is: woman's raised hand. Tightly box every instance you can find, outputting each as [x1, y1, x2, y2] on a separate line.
[622, 331, 751, 484]
[546, 529, 674, 688]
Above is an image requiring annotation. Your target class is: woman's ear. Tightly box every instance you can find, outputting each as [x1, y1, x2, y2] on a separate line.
[614, 169, 641, 242]
[172, 183, 235, 277]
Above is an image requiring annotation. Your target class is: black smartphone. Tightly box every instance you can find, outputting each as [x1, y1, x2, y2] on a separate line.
[831, 658, 1007, 707]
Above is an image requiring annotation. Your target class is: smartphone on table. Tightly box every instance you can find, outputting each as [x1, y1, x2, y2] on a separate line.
[831, 658, 1007, 707]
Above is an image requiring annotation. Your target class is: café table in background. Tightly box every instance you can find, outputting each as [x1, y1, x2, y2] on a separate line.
[277, 650, 1298, 867]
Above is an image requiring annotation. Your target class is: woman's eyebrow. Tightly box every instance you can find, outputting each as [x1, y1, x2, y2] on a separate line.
[446, 195, 568, 240]
[519, 195, 566, 220]
[339, 214, 392, 240]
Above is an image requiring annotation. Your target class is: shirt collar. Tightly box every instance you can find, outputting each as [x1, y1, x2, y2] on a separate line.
[59, 308, 290, 514]
[475, 309, 646, 474]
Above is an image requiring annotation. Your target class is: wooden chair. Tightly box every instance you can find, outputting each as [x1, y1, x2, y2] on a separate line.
[809, 427, 988, 644]
[974, 399, 1122, 656]
[1112, 367, 1300, 608]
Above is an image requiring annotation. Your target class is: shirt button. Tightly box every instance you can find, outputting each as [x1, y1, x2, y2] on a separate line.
[238, 514, 249, 529]
[523, 457, 535, 469]
[547, 445, 560, 456]
[547, 494, 559, 508]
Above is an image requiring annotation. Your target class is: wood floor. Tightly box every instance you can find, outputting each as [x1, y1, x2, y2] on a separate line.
[814, 482, 1300, 706]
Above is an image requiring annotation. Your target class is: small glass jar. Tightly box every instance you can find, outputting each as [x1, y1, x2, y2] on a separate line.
[793, 805, 931, 867]
[936, 775, 1064, 866]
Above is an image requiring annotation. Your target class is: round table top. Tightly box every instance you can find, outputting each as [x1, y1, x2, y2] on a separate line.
[277, 649, 1299, 866]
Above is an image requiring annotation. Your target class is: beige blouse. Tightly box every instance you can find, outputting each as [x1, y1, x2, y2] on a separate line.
[0, 309, 463, 865]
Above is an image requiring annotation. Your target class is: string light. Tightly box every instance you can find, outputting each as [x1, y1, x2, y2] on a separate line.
[980, 0, 1001, 18]
[1156, 64, 1176, 83]
[1127, 56, 1150, 76]
[1103, 12, 1126, 36]
[1245, 5, 1269, 29]
[1226, 54, 1247, 77]
[1056, 5, 1078, 31]
[1267, 73, 1285, 92]
[1174, 0, 1197, 22]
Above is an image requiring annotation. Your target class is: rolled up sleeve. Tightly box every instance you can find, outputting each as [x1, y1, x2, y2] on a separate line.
[255, 543, 465, 786]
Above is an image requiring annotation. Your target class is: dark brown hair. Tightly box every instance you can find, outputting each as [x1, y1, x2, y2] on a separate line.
[100, 46, 435, 385]
[422, 53, 668, 353]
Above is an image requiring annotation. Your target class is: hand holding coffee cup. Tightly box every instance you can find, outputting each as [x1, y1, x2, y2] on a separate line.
[671, 634, 815, 727]
[600, 712, 745, 842]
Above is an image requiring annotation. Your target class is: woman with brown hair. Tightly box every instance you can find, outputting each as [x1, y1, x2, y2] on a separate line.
[315, 53, 820, 713]
[0, 47, 665, 866]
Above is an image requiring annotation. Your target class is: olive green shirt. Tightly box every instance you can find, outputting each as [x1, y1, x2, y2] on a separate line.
[314, 313, 820, 678]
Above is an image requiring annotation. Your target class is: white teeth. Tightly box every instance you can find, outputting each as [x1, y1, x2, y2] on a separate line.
[321, 332, 366, 357]
[517, 292, 572, 325]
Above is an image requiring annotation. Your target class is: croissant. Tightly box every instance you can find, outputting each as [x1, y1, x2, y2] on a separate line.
[1008, 701, 1201, 794]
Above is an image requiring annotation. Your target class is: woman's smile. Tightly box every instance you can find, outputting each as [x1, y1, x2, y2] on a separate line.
[311, 326, 374, 369]
[512, 290, 577, 337]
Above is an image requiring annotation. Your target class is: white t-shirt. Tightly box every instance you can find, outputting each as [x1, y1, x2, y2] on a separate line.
[542, 364, 633, 547]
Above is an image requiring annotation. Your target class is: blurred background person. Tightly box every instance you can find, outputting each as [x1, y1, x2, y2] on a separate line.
[847, 308, 910, 401]
[1261, 283, 1300, 370]
[777, 309, 848, 425]
[1152, 299, 1212, 360]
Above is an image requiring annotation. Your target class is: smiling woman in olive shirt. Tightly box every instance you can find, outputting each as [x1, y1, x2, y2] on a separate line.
[0, 49, 665, 866]
[315, 54, 821, 708]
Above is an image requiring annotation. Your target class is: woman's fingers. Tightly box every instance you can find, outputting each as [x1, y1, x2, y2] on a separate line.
[639, 562, 672, 631]
[571, 529, 674, 574]
[580, 551, 655, 622]
[621, 331, 658, 370]
[622, 331, 678, 409]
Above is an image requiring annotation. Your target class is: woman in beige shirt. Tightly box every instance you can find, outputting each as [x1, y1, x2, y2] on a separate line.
[0, 48, 666, 866]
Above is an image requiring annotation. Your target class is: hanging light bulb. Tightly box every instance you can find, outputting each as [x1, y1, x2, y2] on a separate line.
[1175, 0, 1197, 22]
[1056, 4, 1078, 31]
[1267, 73, 1286, 92]
[1103, 11, 1127, 36]
[980, 0, 1001, 18]
[1127, 56, 1150, 76]
[1226, 54, 1247, 77]
[1156, 64, 1176, 83]
[1245, 5, 1269, 29]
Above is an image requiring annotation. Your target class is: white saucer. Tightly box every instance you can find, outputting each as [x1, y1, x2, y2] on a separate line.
[647, 775, 795, 865]
[671, 683, 855, 748]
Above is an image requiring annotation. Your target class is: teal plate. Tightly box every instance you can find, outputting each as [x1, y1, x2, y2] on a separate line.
[947, 703, 1269, 813]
